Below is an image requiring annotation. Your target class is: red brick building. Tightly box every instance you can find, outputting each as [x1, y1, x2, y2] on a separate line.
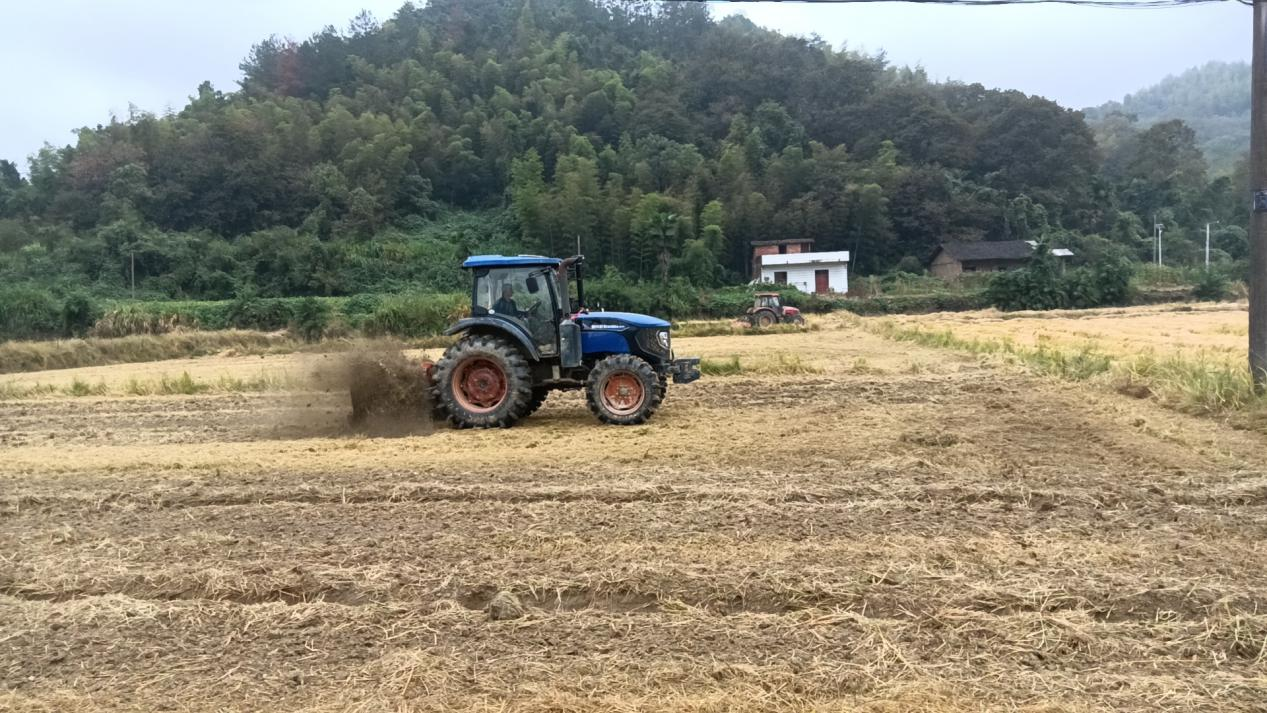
[750, 239, 814, 278]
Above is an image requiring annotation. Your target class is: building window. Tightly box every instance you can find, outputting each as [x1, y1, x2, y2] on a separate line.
[778, 245, 787, 254]
[774, 271, 788, 284]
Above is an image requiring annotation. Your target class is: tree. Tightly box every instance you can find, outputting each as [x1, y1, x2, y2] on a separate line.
[510, 150, 548, 253]
[630, 193, 682, 281]
[0, 0, 1236, 300]
[0, 160, 23, 218]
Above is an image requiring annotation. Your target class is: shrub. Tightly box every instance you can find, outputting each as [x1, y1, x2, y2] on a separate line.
[895, 256, 925, 275]
[1093, 259, 1134, 306]
[986, 261, 1066, 311]
[340, 293, 383, 327]
[60, 292, 102, 337]
[1134, 263, 1198, 289]
[987, 256, 1133, 312]
[841, 291, 990, 315]
[291, 297, 331, 343]
[0, 287, 61, 341]
[1060, 268, 1103, 310]
[225, 289, 295, 331]
[361, 294, 467, 338]
[1193, 270, 1230, 301]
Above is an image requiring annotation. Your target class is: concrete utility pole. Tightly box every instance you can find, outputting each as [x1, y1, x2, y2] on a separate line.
[1253, 1, 1267, 389]
[1206, 221, 1219, 269]
[1155, 222, 1165, 266]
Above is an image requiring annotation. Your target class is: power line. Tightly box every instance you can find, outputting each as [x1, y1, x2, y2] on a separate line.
[693, 0, 1246, 8]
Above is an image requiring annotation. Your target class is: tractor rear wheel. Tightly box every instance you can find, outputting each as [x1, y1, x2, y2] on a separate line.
[586, 355, 662, 426]
[435, 335, 533, 428]
[755, 310, 776, 328]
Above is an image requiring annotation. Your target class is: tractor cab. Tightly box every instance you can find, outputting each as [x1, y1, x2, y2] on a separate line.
[435, 254, 701, 429]
[755, 292, 783, 312]
[466, 256, 570, 359]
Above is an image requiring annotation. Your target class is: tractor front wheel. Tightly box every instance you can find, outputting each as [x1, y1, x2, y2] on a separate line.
[435, 335, 533, 428]
[586, 355, 663, 426]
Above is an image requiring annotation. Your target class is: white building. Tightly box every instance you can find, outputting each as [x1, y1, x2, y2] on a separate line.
[759, 251, 850, 294]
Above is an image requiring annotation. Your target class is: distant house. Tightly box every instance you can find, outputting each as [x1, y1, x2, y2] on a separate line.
[750, 239, 815, 278]
[760, 251, 850, 294]
[929, 240, 1074, 279]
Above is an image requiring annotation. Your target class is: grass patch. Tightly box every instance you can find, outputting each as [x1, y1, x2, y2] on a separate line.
[672, 321, 817, 338]
[700, 356, 744, 376]
[1118, 353, 1261, 415]
[62, 378, 109, 397]
[0, 370, 299, 401]
[0, 381, 58, 400]
[699, 353, 823, 377]
[215, 373, 298, 393]
[869, 322, 1111, 381]
[0, 331, 301, 375]
[847, 357, 885, 375]
[754, 353, 823, 375]
[0, 330, 458, 377]
[1216, 324, 1249, 336]
[125, 373, 210, 396]
[123, 371, 297, 397]
[868, 319, 1265, 417]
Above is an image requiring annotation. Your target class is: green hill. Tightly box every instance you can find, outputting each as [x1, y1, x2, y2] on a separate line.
[1086, 61, 1249, 174]
[0, 0, 1250, 310]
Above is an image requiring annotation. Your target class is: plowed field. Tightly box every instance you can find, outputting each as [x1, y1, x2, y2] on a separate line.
[3, 314, 1266, 712]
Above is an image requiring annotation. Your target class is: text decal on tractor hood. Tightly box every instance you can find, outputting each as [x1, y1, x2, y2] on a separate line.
[576, 311, 671, 329]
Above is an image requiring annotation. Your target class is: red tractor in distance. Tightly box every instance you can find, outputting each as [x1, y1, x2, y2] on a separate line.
[742, 292, 805, 328]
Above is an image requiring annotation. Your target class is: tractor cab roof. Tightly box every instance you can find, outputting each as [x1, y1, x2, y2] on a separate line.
[462, 255, 562, 269]
[755, 292, 781, 297]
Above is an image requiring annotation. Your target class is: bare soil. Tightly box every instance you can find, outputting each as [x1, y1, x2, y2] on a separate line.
[2, 316, 1266, 712]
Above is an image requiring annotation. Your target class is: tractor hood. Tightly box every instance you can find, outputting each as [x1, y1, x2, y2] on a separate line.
[576, 311, 671, 329]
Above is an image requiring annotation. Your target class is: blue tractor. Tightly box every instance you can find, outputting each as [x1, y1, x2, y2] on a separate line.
[433, 254, 701, 428]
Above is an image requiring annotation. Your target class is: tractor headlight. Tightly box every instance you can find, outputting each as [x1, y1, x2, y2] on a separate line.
[657, 330, 670, 351]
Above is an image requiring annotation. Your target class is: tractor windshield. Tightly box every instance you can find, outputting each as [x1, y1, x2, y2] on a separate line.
[472, 266, 561, 354]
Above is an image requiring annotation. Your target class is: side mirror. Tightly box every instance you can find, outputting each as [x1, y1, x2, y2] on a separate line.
[526, 276, 540, 294]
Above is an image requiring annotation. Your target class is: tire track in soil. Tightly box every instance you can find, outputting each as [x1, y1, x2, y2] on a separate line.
[4, 592, 1266, 712]
[4, 326, 1267, 711]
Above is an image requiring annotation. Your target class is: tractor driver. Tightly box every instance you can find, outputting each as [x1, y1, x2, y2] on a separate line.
[493, 281, 551, 345]
[493, 284, 521, 317]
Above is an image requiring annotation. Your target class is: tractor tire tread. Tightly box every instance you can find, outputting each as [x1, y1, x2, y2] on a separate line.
[523, 387, 549, 417]
[585, 354, 663, 426]
[434, 334, 533, 429]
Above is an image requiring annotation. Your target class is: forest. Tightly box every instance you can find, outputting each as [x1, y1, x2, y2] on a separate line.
[0, 0, 1252, 311]
[1086, 61, 1249, 176]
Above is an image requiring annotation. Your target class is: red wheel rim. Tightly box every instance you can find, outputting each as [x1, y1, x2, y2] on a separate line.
[601, 372, 646, 417]
[452, 357, 508, 413]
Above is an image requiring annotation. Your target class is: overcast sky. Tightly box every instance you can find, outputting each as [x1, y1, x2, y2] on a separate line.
[0, 0, 1251, 168]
